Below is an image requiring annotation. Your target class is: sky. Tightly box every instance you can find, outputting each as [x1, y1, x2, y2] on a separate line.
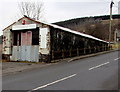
[0, 0, 119, 36]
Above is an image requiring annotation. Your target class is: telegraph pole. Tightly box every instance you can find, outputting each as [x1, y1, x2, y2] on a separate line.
[109, 0, 114, 47]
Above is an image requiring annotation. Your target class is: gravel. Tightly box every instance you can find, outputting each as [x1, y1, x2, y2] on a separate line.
[2, 62, 51, 76]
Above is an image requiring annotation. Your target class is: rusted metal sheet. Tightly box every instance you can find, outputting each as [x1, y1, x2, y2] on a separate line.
[31, 46, 39, 62]
[11, 46, 21, 61]
[11, 46, 39, 62]
[23, 46, 39, 62]
[11, 46, 19, 61]
[20, 46, 26, 61]
[17, 46, 21, 60]
[25, 46, 31, 61]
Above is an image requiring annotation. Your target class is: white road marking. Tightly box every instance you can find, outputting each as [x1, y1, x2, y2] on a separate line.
[32, 74, 77, 91]
[114, 57, 120, 61]
[88, 62, 110, 70]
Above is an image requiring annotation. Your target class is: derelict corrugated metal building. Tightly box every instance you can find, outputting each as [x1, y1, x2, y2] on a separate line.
[2, 16, 109, 62]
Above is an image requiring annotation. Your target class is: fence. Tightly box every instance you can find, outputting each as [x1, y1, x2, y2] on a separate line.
[51, 46, 112, 60]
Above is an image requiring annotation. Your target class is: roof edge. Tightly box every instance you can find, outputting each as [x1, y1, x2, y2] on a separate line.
[2, 16, 108, 43]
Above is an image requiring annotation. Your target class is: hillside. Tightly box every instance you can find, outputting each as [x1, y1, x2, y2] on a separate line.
[54, 14, 120, 41]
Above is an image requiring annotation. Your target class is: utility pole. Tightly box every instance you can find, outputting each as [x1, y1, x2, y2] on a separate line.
[109, 0, 114, 47]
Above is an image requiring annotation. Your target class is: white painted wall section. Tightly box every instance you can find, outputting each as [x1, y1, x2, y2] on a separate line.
[12, 24, 36, 30]
[39, 27, 50, 55]
[40, 28, 48, 48]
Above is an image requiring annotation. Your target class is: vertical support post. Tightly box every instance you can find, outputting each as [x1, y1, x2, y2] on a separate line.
[109, 1, 114, 47]
[70, 49, 72, 57]
[77, 48, 79, 56]
[95, 47, 96, 53]
[102, 46, 104, 51]
[101, 46, 103, 51]
[62, 49, 64, 58]
[52, 50, 54, 60]
[89, 46, 91, 54]
[103, 45, 105, 51]
[98, 46, 99, 52]
[84, 48, 86, 55]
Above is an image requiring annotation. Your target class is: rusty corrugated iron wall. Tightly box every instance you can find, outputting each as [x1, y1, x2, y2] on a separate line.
[50, 27, 108, 60]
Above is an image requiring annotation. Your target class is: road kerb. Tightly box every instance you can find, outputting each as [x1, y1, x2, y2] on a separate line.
[51, 49, 119, 63]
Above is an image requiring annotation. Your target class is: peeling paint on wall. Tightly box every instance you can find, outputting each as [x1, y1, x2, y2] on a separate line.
[3, 30, 12, 54]
[39, 27, 50, 55]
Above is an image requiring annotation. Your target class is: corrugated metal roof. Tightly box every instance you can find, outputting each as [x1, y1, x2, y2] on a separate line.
[2, 16, 108, 43]
[42, 22, 108, 43]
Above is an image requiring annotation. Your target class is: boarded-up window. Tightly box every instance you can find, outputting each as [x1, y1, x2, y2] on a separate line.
[40, 28, 48, 48]
[21, 31, 32, 45]
[21, 32, 27, 45]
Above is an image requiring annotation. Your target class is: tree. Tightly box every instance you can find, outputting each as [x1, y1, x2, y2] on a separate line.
[18, 1, 44, 20]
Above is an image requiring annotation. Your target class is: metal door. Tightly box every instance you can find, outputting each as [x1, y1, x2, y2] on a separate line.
[25, 46, 31, 62]
[20, 46, 26, 61]
[30, 46, 39, 62]
[20, 46, 39, 62]
[11, 46, 18, 61]
[11, 30, 39, 62]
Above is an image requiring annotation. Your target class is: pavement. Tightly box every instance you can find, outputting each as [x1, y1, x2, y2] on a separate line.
[2, 50, 119, 91]
[2, 62, 53, 76]
[2, 49, 118, 76]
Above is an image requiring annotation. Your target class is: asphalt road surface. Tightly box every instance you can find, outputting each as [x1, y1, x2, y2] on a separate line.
[2, 51, 119, 90]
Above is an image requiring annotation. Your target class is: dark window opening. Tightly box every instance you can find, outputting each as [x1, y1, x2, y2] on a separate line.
[13, 32, 21, 46]
[13, 32, 17, 45]
[119, 38, 120, 41]
[19, 32, 21, 45]
[13, 28, 39, 46]
[32, 28, 39, 45]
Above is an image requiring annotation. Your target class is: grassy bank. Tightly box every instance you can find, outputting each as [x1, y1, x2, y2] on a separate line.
[112, 43, 120, 49]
